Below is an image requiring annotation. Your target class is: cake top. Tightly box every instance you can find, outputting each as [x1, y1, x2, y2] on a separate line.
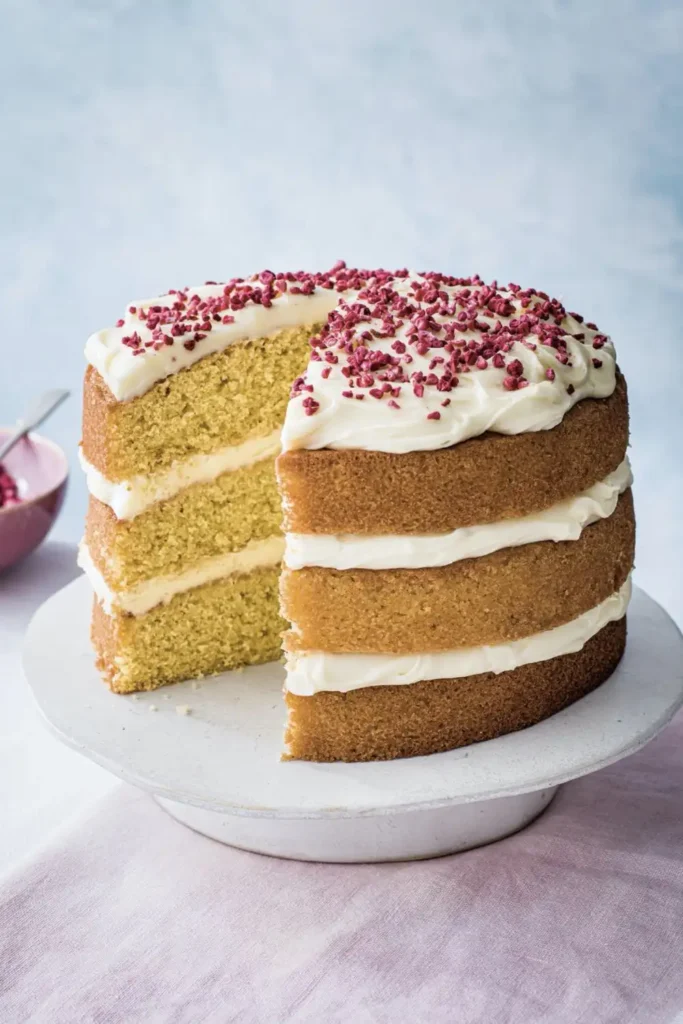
[87, 264, 616, 453]
[281, 270, 616, 453]
[85, 262, 372, 402]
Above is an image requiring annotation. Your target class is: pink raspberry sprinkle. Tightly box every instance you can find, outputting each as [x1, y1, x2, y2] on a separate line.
[0, 464, 20, 508]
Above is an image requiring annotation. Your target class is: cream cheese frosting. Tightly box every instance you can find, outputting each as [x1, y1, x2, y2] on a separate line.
[284, 459, 632, 570]
[79, 429, 281, 520]
[86, 287, 339, 403]
[84, 265, 385, 402]
[78, 536, 285, 615]
[281, 274, 616, 453]
[86, 268, 616, 465]
[282, 337, 615, 453]
[285, 577, 632, 695]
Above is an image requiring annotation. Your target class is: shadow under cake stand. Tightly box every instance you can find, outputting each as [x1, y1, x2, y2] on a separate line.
[23, 578, 683, 863]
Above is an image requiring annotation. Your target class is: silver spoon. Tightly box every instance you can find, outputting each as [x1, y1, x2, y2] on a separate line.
[0, 389, 70, 462]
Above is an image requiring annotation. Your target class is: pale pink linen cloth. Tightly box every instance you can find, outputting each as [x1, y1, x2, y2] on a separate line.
[2, 715, 683, 1024]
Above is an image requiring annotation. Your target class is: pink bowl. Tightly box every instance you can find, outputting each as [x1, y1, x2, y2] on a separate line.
[0, 429, 68, 573]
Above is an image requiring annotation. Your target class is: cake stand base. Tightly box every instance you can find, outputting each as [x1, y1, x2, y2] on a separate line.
[23, 578, 683, 863]
[155, 787, 558, 862]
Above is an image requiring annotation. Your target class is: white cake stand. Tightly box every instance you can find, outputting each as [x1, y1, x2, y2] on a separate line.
[23, 576, 683, 863]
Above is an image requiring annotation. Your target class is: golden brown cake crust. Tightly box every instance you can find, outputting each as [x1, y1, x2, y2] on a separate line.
[281, 490, 634, 653]
[277, 372, 629, 534]
[284, 618, 626, 761]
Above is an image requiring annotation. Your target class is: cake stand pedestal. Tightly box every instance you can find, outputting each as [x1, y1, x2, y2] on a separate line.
[23, 578, 683, 863]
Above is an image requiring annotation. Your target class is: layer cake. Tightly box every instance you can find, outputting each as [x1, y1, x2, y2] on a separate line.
[79, 264, 376, 692]
[277, 272, 634, 761]
[79, 265, 634, 766]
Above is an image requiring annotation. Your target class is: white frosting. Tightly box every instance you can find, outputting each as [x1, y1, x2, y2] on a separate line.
[281, 280, 616, 453]
[86, 285, 338, 402]
[79, 429, 281, 520]
[285, 459, 632, 570]
[285, 577, 631, 695]
[78, 536, 284, 615]
[88, 274, 615, 459]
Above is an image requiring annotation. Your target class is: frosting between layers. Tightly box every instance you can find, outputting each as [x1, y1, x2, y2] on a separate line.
[285, 459, 632, 570]
[79, 429, 281, 520]
[78, 536, 285, 615]
[285, 577, 632, 695]
[86, 287, 338, 402]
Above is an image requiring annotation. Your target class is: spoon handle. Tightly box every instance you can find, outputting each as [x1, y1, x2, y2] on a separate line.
[0, 389, 70, 462]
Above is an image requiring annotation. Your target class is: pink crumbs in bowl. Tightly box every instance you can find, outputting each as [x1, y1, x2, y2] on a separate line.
[0, 464, 21, 508]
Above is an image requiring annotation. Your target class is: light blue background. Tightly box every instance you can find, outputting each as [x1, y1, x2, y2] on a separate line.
[2, 0, 681, 621]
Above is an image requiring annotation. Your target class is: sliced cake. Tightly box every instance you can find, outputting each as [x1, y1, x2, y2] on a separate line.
[277, 272, 634, 761]
[79, 264, 376, 692]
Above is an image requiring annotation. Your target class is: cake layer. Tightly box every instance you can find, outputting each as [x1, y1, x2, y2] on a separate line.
[284, 618, 626, 761]
[285, 578, 630, 694]
[86, 283, 342, 402]
[85, 268, 392, 402]
[284, 458, 632, 570]
[85, 458, 282, 589]
[282, 494, 634, 655]
[79, 536, 284, 615]
[278, 373, 628, 535]
[82, 323, 315, 481]
[79, 429, 281, 520]
[92, 566, 284, 693]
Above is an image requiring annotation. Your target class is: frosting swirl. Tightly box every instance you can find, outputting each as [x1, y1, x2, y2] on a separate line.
[281, 273, 616, 452]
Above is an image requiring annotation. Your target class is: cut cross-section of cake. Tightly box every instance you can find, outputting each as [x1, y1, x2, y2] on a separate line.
[79, 264, 380, 692]
[277, 272, 635, 761]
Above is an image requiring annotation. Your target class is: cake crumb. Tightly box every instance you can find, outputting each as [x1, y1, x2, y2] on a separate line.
[191, 681, 200, 690]
[148, 704, 158, 712]
[176, 704, 192, 716]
